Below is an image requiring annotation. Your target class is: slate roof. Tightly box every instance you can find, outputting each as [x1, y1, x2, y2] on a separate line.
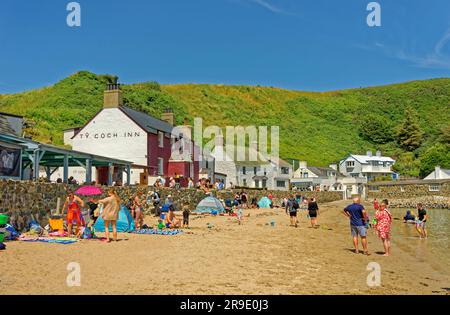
[350, 154, 395, 163]
[0, 115, 16, 135]
[306, 166, 345, 178]
[119, 106, 173, 134]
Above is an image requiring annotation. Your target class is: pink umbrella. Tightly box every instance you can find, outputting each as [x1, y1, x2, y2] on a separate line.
[75, 186, 103, 196]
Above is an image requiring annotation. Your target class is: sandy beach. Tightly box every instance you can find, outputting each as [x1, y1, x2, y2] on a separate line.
[1, 200, 448, 295]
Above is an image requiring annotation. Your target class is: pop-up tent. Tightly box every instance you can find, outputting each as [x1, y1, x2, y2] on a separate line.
[194, 196, 225, 214]
[94, 205, 135, 232]
[258, 197, 272, 208]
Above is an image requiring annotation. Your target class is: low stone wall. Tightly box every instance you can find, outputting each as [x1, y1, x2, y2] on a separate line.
[366, 182, 450, 209]
[0, 180, 343, 230]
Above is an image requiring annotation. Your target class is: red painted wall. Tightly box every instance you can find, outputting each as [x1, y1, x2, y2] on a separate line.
[147, 132, 201, 184]
[147, 132, 171, 176]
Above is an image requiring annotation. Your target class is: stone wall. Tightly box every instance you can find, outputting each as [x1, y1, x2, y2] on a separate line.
[366, 182, 450, 209]
[0, 180, 343, 231]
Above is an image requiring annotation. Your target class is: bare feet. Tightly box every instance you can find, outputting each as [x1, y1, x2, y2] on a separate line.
[364, 251, 371, 256]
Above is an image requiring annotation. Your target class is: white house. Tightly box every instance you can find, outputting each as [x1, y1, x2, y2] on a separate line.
[339, 151, 395, 181]
[210, 136, 292, 190]
[41, 84, 200, 186]
[292, 161, 341, 191]
[424, 166, 450, 180]
[291, 161, 366, 198]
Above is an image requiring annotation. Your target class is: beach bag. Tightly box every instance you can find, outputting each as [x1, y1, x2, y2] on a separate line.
[29, 220, 44, 235]
[82, 227, 92, 239]
[4, 224, 19, 240]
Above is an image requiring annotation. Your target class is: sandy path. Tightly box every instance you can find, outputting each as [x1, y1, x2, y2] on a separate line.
[0, 200, 448, 294]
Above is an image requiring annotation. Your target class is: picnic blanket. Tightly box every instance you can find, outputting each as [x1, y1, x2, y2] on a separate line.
[131, 229, 183, 236]
[18, 235, 78, 244]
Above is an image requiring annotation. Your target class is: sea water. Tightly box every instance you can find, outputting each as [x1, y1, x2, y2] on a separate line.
[370, 208, 449, 274]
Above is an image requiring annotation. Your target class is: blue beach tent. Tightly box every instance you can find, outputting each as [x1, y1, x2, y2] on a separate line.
[257, 197, 272, 208]
[194, 196, 225, 214]
[94, 205, 135, 232]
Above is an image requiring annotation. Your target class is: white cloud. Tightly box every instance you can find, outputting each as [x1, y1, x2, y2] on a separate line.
[357, 28, 450, 70]
[250, 0, 287, 14]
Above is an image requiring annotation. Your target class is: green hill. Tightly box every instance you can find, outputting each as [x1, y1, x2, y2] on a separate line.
[0, 71, 449, 176]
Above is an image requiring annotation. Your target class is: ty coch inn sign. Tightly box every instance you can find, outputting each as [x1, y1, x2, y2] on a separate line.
[78, 131, 142, 139]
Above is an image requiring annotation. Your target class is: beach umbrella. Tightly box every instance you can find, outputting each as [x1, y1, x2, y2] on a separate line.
[75, 185, 103, 196]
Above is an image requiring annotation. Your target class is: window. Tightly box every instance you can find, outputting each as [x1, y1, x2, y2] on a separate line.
[254, 180, 259, 188]
[346, 161, 355, 167]
[276, 180, 286, 188]
[281, 167, 289, 175]
[262, 179, 267, 188]
[368, 185, 379, 192]
[158, 132, 164, 148]
[243, 179, 247, 187]
[254, 167, 257, 175]
[263, 168, 267, 176]
[205, 160, 209, 169]
[429, 184, 440, 192]
[242, 167, 246, 175]
[303, 172, 308, 178]
[157, 158, 164, 175]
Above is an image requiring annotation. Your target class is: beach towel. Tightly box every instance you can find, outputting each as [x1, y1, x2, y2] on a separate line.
[130, 229, 183, 236]
[18, 235, 77, 244]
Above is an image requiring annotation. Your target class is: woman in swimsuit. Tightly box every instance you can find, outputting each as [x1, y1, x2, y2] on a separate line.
[133, 191, 144, 230]
[63, 191, 85, 237]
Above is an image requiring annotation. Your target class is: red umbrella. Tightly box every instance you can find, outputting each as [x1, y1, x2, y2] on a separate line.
[75, 185, 103, 196]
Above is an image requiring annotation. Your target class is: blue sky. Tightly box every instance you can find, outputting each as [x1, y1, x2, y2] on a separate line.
[0, 0, 449, 93]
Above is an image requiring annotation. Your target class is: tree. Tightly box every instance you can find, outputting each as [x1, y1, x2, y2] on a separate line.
[359, 114, 395, 144]
[396, 108, 423, 151]
[419, 143, 450, 177]
[392, 152, 420, 178]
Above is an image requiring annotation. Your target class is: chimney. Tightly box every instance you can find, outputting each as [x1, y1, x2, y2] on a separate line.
[366, 150, 372, 157]
[299, 161, 307, 169]
[376, 150, 382, 157]
[103, 84, 123, 108]
[161, 108, 175, 125]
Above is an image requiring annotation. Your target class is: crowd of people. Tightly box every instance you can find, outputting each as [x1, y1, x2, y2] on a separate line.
[342, 197, 429, 256]
[58, 183, 431, 255]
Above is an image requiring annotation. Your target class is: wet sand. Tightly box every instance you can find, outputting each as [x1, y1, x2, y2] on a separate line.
[0, 200, 448, 295]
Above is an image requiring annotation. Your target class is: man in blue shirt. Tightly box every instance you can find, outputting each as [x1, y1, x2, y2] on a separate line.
[343, 197, 369, 255]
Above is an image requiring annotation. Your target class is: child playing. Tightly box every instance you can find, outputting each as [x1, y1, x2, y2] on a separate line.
[157, 219, 165, 230]
[237, 207, 243, 225]
[182, 202, 190, 228]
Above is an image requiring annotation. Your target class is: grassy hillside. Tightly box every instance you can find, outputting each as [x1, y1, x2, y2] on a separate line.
[0, 71, 449, 170]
